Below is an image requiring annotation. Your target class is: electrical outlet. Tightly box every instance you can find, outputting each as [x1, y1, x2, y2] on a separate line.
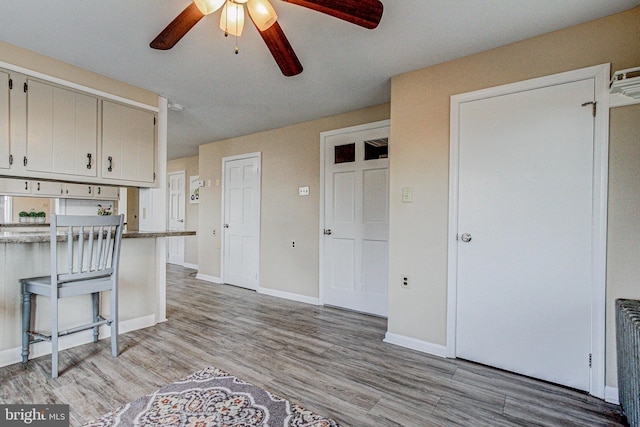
[402, 275, 409, 288]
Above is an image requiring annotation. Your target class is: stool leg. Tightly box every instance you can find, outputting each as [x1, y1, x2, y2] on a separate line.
[110, 285, 118, 357]
[21, 284, 31, 364]
[51, 288, 59, 379]
[92, 292, 99, 343]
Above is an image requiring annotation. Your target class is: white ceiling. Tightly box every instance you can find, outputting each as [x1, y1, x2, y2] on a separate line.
[0, 0, 638, 159]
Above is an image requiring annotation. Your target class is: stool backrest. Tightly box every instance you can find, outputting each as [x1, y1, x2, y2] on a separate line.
[50, 214, 125, 284]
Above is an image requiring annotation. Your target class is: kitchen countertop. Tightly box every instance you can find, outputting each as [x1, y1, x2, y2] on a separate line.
[0, 229, 196, 243]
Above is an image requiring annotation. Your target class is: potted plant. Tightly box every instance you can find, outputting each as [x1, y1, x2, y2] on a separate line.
[27, 210, 37, 223]
[18, 211, 28, 223]
[97, 204, 112, 216]
[36, 211, 46, 224]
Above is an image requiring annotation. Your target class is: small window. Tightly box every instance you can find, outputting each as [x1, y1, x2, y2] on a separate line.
[335, 143, 355, 164]
[364, 138, 388, 160]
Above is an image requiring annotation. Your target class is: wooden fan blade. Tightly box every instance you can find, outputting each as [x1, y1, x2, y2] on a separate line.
[281, 0, 383, 29]
[150, 3, 205, 50]
[254, 21, 303, 77]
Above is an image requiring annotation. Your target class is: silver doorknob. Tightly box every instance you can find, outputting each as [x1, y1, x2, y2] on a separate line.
[460, 233, 472, 243]
[323, 229, 332, 235]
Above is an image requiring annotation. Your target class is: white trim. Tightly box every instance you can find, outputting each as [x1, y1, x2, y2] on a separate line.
[318, 119, 391, 306]
[183, 263, 198, 270]
[196, 273, 222, 284]
[383, 332, 448, 358]
[220, 152, 262, 290]
[257, 287, 321, 306]
[0, 60, 159, 112]
[446, 64, 610, 399]
[604, 386, 620, 405]
[0, 314, 156, 369]
[156, 238, 168, 323]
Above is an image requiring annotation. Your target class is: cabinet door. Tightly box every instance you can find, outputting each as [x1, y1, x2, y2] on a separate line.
[26, 79, 54, 173]
[0, 179, 30, 195]
[0, 70, 9, 170]
[102, 101, 155, 184]
[26, 79, 98, 176]
[95, 185, 119, 200]
[62, 183, 94, 198]
[32, 181, 62, 197]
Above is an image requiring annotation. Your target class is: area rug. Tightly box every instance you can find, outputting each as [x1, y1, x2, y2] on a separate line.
[82, 366, 339, 427]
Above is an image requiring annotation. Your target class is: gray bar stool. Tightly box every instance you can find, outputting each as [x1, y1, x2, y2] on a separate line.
[20, 214, 124, 378]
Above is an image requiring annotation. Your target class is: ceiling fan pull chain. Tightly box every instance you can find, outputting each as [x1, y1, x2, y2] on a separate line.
[235, 9, 240, 54]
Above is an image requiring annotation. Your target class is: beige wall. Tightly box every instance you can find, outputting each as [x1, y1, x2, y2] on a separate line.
[0, 41, 157, 106]
[168, 156, 199, 267]
[11, 197, 51, 222]
[389, 7, 640, 388]
[198, 104, 390, 296]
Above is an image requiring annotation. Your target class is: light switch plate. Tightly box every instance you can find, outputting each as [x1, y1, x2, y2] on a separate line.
[299, 186, 310, 196]
[402, 187, 413, 203]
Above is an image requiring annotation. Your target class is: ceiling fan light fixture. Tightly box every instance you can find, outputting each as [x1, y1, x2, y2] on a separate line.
[193, 0, 225, 15]
[220, 1, 245, 36]
[247, 0, 278, 31]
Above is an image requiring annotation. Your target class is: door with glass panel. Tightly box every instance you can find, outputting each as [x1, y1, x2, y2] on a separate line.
[322, 122, 390, 317]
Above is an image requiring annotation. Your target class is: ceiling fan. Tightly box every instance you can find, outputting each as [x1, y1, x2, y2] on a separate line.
[150, 0, 384, 77]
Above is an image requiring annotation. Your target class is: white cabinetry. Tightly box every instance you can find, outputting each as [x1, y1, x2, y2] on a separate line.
[0, 179, 30, 195]
[61, 183, 119, 200]
[0, 70, 9, 170]
[102, 100, 156, 184]
[26, 79, 98, 177]
[0, 178, 119, 200]
[32, 180, 62, 197]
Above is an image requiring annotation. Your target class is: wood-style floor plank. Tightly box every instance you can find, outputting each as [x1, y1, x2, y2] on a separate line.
[0, 265, 628, 426]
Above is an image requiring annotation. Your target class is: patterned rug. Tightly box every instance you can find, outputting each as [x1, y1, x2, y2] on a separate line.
[82, 366, 339, 427]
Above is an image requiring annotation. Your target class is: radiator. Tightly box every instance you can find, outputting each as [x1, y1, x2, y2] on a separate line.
[616, 298, 640, 427]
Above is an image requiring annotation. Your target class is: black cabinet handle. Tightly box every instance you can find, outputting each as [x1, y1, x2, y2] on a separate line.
[24, 181, 28, 190]
[107, 156, 113, 172]
[88, 186, 92, 194]
[37, 182, 40, 191]
[87, 153, 92, 169]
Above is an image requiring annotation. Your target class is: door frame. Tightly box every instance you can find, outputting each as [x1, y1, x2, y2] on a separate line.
[319, 119, 391, 306]
[446, 64, 610, 398]
[167, 170, 186, 265]
[220, 152, 262, 288]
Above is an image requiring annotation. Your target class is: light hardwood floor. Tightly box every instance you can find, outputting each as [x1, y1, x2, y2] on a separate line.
[0, 265, 628, 426]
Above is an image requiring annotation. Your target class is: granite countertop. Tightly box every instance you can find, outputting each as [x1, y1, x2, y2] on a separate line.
[0, 230, 196, 243]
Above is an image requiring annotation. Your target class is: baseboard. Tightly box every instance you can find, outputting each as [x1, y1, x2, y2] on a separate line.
[383, 332, 448, 358]
[605, 386, 620, 405]
[196, 273, 222, 284]
[257, 287, 321, 306]
[0, 314, 157, 369]
[183, 263, 198, 270]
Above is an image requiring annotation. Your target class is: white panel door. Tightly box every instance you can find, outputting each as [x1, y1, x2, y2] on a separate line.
[455, 78, 595, 391]
[167, 171, 186, 265]
[322, 124, 389, 316]
[223, 155, 260, 290]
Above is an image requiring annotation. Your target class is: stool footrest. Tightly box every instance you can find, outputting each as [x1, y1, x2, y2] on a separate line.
[27, 318, 111, 342]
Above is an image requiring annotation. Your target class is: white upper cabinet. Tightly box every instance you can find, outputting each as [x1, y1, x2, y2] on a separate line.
[26, 79, 98, 177]
[0, 70, 9, 170]
[0, 67, 157, 189]
[102, 100, 156, 184]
